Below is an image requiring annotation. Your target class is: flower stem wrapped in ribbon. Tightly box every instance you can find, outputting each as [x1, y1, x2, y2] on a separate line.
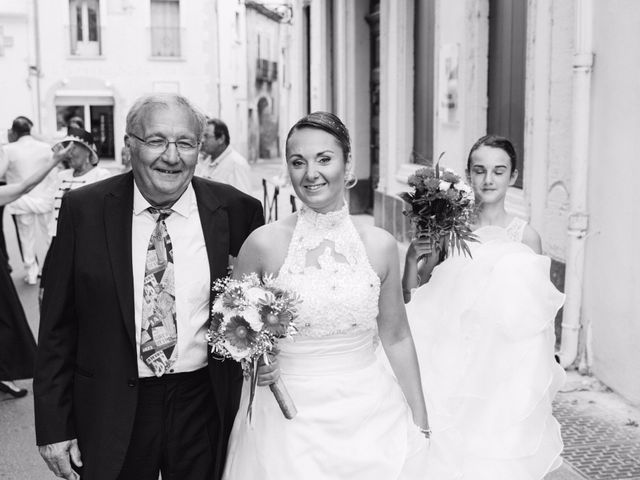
[399, 152, 477, 259]
[206, 273, 301, 420]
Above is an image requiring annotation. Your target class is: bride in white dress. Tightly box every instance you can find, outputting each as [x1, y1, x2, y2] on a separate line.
[403, 135, 565, 479]
[223, 112, 429, 480]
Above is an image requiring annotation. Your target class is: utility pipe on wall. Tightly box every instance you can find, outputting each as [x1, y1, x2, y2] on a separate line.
[558, 0, 594, 368]
[33, 0, 42, 132]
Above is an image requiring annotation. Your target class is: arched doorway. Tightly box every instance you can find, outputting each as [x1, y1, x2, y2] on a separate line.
[257, 96, 278, 159]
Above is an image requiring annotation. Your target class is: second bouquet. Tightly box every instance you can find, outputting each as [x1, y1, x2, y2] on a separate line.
[206, 273, 301, 420]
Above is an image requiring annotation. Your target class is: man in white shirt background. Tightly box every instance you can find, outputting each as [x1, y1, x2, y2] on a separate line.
[195, 118, 253, 195]
[0, 117, 57, 284]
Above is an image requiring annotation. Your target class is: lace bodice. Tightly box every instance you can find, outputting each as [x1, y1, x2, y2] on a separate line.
[276, 204, 380, 338]
[505, 217, 527, 242]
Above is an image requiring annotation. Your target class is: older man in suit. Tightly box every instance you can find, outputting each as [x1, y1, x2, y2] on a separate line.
[34, 93, 264, 480]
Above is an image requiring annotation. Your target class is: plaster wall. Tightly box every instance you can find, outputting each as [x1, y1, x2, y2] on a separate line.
[583, 0, 640, 404]
[0, 1, 38, 139]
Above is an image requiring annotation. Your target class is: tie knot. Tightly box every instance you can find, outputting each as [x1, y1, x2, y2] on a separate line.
[148, 207, 173, 221]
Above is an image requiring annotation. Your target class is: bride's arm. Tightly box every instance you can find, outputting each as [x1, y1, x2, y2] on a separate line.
[372, 231, 430, 431]
[233, 223, 288, 386]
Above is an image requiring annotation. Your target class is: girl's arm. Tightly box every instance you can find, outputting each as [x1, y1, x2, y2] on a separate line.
[402, 236, 442, 303]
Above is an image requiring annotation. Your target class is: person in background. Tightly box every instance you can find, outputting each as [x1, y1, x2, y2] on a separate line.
[0, 147, 9, 269]
[38, 127, 112, 304]
[0, 143, 68, 398]
[195, 118, 252, 194]
[47, 127, 112, 240]
[0, 116, 57, 285]
[68, 116, 84, 130]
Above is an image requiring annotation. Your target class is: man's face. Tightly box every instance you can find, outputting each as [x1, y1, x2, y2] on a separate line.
[201, 124, 226, 159]
[128, 103, 201, 207]
[7, 129, 16, 143]
[67, 143, 91, 172]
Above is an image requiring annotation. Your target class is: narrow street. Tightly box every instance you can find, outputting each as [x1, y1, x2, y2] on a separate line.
[1, 161, 639, 479]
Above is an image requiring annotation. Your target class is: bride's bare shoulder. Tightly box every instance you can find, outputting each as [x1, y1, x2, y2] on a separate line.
[236, 214, 297, 274]
[243, 214, 296, 250]
[353, 221, 400, 276]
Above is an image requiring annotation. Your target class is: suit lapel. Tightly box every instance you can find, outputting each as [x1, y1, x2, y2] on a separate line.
[192, 178, 231, 421]
[104, 172, 136, 350]
[192, 178, 229, 291]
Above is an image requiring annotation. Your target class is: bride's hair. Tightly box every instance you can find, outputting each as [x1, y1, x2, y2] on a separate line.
[286, 112, 351, 161]
[467, 134, 517, 173]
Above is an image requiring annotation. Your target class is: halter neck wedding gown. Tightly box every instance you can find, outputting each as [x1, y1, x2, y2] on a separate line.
[407, 217, 565, 479]
[223, 205, 426, 480]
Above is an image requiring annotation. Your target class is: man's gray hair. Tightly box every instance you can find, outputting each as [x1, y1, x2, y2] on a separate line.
[125, 93, 208, 140]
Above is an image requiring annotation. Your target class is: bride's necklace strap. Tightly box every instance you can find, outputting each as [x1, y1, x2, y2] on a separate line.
[298, 203, 349, 230]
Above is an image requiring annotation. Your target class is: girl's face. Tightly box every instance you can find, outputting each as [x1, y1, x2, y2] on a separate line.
[286, 128, 349, 214]
[467, 145, 517, 205]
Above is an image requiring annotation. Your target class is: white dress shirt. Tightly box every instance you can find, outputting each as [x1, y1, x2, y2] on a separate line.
[195, 145, 253, 194]
[0, 135, 57, 214]
[132, 182, 210, 377]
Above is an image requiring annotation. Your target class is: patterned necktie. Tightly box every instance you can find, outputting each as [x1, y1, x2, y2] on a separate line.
[140, 207, 177, 377]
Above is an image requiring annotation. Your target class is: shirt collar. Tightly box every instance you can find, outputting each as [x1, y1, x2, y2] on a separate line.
[132, 181, 194, 218]
[204, 145, 232, 165]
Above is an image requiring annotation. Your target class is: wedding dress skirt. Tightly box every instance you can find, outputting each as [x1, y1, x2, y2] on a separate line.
[223, 332, 427, 480]
[407, 234, 565, 479]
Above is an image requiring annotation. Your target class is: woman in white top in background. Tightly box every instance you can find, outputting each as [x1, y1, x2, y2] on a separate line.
[40, 128, 111, 301]
[47, 127, 112, 239]
[404, 134, 565, 479]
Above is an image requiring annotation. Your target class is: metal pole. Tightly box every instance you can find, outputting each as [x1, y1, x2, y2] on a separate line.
[33, 0, 42, 132]
[558, 0, 594, 368]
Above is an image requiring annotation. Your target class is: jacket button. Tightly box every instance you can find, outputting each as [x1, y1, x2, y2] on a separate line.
[127, 378, 137, 387]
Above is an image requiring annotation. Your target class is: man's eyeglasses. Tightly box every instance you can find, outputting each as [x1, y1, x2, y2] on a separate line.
[128, 133, 199, 153]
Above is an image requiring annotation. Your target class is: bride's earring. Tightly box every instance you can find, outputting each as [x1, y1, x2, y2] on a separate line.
[344, 172, 357, 189]
[344, 165, 358, 189]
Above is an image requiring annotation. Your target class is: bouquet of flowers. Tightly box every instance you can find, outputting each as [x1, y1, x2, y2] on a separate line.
[206, 273, 300, 420]
[399, 154, 477, 259]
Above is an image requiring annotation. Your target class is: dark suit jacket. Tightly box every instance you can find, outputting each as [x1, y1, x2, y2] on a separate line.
[34, 172, 264, 480]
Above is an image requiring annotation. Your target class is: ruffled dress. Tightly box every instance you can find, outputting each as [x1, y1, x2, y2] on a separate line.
[407, 218, 565, 479]
[0, 251, 37, 380]
[223, 205, 427, 480]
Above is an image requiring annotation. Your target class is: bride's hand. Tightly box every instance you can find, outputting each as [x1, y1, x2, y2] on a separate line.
[256, 354, 280, 386]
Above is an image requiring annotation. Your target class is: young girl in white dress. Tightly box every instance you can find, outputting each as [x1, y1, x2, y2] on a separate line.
[223, 112, 430, 480]
[403, 135, 565, 479]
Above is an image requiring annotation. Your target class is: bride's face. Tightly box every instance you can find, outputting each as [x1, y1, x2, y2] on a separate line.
[467, 145, 517, 206]
[286, 128, 349, 214]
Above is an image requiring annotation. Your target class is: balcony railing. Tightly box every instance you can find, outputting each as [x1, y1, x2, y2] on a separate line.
[67, 25, 103, 56]
[256, 58, 278, 82]
[149, 26, 183, 58]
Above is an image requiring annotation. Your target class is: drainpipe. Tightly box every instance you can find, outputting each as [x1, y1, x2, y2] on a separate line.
[33, 0, 42, 132]
[557, 0, 594, 368]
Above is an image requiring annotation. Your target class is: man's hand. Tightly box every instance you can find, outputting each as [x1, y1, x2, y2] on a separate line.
[39, 439, 82, 479]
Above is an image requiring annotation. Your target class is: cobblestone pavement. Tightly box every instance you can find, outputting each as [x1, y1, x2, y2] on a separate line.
[552, 373, 640, 480]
